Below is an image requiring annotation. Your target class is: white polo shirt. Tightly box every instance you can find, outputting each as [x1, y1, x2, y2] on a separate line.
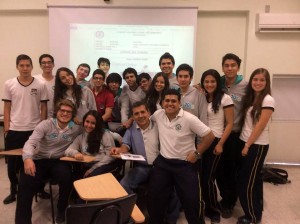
[240, 94, 275, 145]
[208, 93, 234, 138]
[152, 108, 211, 160]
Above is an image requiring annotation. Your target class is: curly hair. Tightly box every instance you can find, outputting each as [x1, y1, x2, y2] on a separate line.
[82, 110, 104, 155]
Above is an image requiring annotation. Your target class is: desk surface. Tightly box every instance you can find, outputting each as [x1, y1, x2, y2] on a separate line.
[74, 173, 145, 223]
[0, 148, 22, 156]
[60, 156, 95, 163]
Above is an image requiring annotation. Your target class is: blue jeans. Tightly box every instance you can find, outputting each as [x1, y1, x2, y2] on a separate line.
[120, 164, 152, 194]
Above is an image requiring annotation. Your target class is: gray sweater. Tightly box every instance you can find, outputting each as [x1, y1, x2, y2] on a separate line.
[180, 86, 208, 125]
[65, 130, 115, 172]
[23, 118, 82, 161]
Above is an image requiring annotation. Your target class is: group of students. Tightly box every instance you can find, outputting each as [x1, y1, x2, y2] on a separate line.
[2, 52, 274, 224]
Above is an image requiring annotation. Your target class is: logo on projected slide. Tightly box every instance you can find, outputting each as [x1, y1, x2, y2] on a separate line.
[95, 31, 104, 39]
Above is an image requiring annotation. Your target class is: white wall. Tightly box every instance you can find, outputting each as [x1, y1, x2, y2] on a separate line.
[0, 0, 300, 163]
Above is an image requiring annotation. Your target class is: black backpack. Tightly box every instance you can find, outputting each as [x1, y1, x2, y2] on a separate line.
[261, 166, 291, 185]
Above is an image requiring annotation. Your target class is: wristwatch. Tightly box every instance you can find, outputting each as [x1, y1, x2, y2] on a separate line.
[194, 151, 201, 160]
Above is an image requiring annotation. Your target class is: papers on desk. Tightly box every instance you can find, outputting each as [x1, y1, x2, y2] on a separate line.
[120, 153, 146, 161]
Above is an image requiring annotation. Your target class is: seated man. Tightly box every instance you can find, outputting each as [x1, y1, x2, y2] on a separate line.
[15, 99, 82, 224]
[110, 101, 159, 194]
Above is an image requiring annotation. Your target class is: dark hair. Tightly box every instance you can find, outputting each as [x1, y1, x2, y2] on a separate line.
[145, 72, 170, 114]
[176, 63, 194, 78]
[82, 110, 104, 155]
[159, 52, 175, 66]
[200, 69, 224, 113]
[54, 67, 82, 109]
[16, 54, 32, 66]
[76, 63, 91, 75]
[222, 53, 242, 68]
[162, 88, 181, 102]
[240, 68, 271, 125]
[122, 67, 138, 81]
[106, 73, 122, 86]
[39, 54, 54, 65]
[53, 99, 76, 119]
[132, 101, 150, 112]
[97, 57, 110, 67]
[138, 73, 151, 82]
[92, 69, 106, 80]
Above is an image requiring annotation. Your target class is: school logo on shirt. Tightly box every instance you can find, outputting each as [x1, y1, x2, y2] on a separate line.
[31, 89, 38, 95]
[182, 102, 194, 110]
[62, 134, 72, 141]
[48, 133, 58, 139]
[175, 124, 182, 131]
[230, 94, 242, 102]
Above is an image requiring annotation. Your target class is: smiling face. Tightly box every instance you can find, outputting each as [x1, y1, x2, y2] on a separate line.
[93, 74, 105, 88]
[132, 105, 150, 130]
[162, 94, 181, 118]
[84, 115, 96, 133]
[251, 73, 267, 94]
[160, 58, 174, 77]
[56, 105, 73, 124]
[40, 57, 54, 74]
[154, 76, 166, 93]
[222, 59, 240, 81]
[203, 74, 217, 95]
[76, 66, 90, 81]
[59, 71, 74, 87]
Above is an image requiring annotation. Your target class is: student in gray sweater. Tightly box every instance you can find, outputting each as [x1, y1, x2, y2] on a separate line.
[15, 99, 82, 224]
[65, 110, 116, 178]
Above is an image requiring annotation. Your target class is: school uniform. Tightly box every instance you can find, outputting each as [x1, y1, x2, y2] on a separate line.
[238, 94, 275, 223]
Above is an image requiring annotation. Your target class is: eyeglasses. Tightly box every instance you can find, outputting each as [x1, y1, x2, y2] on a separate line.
[93, 77, 104, 81]
[59, 109, 72, 115]
[41, 61, 53, 65]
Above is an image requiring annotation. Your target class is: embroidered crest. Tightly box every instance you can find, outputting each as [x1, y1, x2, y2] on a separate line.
[175, 124, 182, 131]
[62, 134, 72, 141]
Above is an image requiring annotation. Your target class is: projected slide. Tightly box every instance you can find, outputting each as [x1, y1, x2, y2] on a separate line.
[69, 24, 194, 77]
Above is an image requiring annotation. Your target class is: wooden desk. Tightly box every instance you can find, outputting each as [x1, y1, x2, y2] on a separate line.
[0, 148, 22, 156]
[74, 173, 145, 223]
[60, 156, 95, 163]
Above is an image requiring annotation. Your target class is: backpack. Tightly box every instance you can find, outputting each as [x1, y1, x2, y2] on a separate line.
[261, 166, 291, 185]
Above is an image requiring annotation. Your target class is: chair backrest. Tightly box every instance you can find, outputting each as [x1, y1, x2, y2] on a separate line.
[66, 194, 137, 224]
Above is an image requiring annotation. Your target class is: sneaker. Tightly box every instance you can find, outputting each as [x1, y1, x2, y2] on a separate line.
[237, 216, 261, 224]
[38, 190, 51, 199]
[3, 194, 16, 204]
[55, 211, 65, 224]
[221, 207, 233, 219]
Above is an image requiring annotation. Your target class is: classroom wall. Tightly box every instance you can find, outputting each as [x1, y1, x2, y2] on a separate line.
[0, 0, 300, 163]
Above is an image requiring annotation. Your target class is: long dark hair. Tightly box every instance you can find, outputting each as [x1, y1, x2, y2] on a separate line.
[54, 67, 82, 109]
[82, 110, 104, 154]
[145, 72, 170, 114]
[240, 68, 271, 125]
[200, 69, 224, 113]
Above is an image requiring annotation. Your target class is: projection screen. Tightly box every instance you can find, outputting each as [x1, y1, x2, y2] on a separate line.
[48, 6, 198, 80]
